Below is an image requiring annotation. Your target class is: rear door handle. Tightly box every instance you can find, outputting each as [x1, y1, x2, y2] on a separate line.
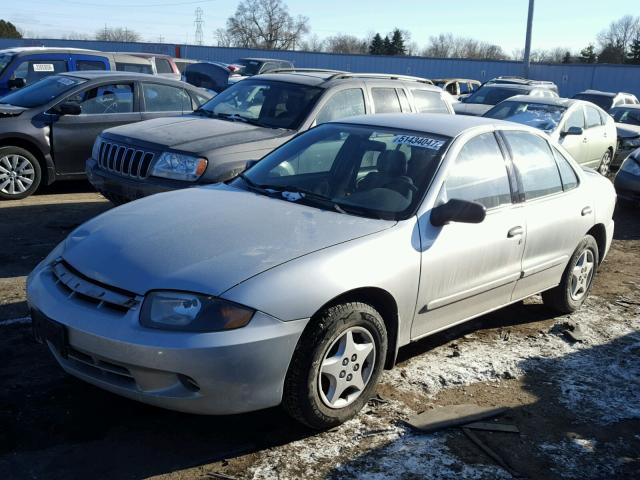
[581, 206, 592, 216]
[507, 226, 524, 238]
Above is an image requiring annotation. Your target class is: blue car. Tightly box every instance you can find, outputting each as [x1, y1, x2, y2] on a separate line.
[0, 47, 153, 96]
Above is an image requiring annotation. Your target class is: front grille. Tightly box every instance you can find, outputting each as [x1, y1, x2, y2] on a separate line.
[66, 346, 137, 388]
[97, 140, 155, 179]
[51, 260, 140, 313]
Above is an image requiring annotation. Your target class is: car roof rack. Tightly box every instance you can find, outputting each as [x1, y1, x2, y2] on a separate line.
[328, 72, 434, 85]
[487, 77, 555, 86]
[267, 68, 348, 75]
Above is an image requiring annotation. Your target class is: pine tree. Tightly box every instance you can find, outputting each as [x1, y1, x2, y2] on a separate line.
[0, 20, 22, 39]
[390, 28, 406, 55]
[627, 37, 640, 64]
[579, 44, 597, 63]
[369, 33, 384, 55]
[382, 36, 392, 55]
[562, 51, 571, 64]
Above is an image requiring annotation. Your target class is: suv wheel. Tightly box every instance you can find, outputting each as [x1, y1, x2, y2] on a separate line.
[542, 235, 599, 314]
[283, 302, 387, 429]
[597, 150, 612, 176]
[0, 146, 42, 200]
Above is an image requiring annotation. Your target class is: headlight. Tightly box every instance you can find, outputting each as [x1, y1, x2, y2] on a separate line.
[150, 152, 207, 181]
[621, 137, 640, 149]
[91, 136, 102, 160]
[140, 291, 254, 332]
[620, 157, 640, 176]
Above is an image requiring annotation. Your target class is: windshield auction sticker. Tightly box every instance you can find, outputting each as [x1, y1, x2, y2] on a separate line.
[393, 135, 445, 150]
[33, 64, 55, 72]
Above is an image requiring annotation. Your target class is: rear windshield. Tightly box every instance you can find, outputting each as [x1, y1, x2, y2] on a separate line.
[465, 86, 529, 105]
[484, 101, 567, 132]
[116, 62, 153, 74]
[0, 53, 13, 76]
[196, 79, 322, 130]
[572, 93, 613, 111]
[0, 75, 85, 108]
[609, 107, 640, 126]
[233, 59, 262, 76]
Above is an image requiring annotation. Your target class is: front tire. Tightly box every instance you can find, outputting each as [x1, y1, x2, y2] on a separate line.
[542, 235, 599, 314]
[597, 150, 612, 176]
[0, 146, 42, 200]
[283, 302, 387, 429]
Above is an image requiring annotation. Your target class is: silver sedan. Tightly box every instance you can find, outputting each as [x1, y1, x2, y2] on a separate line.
[484, 96, 617, 175]
[27, 114, 616, 429]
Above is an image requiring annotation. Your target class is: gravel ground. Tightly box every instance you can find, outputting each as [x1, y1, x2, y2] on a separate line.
[0, 181, 638, 480]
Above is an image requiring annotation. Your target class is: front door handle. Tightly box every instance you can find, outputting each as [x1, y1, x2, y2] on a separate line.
[581, 206, 592, 216]
[507, 226, 524, 238]
[582, 137, 588, 143]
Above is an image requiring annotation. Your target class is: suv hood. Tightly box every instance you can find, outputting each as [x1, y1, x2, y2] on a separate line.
[104, 115, 291, 153]
[62, 184, 395, 298]
[453, 103, 493, 116]
[0, 104, 28, 118]
[616, 123, 640, 138]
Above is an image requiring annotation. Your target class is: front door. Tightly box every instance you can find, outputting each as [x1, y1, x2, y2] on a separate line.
[558, 106, 588, 165]
[584, 105, 608, 167]
[51, 81, 140, 174]
[412, 132, 525, 339]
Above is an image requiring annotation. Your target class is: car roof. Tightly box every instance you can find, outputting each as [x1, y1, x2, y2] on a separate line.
[237, 57, 291, 63]
[336, 113, 520, 137]
[610, 104, 640, 110]
[113, 52, 172, 59]
[252, 71, 442, 90]
[0, 47, 101, 55]
[59, 71, 194, 87]
[575, 90, 617, 98]
[480, 83, 545, 92]
[496, 95, 581, 107]
[432, 78, 479, 83]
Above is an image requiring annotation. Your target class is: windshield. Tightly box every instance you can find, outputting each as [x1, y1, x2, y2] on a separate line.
[0, 75, 85, 108]
[610, 107, 640, 126]
[484, 101, 567, 132]
[196, 79, 322, 130]
[234, 123, 451, 220]
[234, 59, 261, 76]
[465, 86, 529, 105]
[0, 53, 13, 76]
[572, 93, 612, 111]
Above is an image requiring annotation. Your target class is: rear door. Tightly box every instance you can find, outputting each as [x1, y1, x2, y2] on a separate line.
[51, 81, 140, 174]
[412, 131, 525, 338]
[139, 82, 194, 121]
[503, 131, 594, 300]
[69, 55, 110, 72]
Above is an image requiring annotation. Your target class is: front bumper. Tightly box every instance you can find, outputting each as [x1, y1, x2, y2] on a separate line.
[614, 170, 640, 203]
[86, 158, 193, 203]
[27, 262, 308, 415]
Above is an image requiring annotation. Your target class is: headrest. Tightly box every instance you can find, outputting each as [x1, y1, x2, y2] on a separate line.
[378, 150, 408, 176]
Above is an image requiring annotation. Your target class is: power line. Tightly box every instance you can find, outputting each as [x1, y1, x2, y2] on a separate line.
[64, 0, 213, 7]
[194, 7, 204, 46]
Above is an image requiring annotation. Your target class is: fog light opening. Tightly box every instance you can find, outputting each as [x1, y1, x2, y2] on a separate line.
[178, 374, 200, 392]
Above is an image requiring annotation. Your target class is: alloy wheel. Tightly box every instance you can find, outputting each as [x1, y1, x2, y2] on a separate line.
[569, 249, 595, 301]
[0, 154, 36, 196]
[318, 326, 376, 409]
[598, 151, 611, 176]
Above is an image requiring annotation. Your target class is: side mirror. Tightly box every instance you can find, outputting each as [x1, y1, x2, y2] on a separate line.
[561, 126, 583, 137]
[430, 199, 486, 227]
[8, 78, 26, 89]
[244, 159, 259, 171]
[56, 103, 82, 116]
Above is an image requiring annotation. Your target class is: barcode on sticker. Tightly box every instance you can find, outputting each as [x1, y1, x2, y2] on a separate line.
[33, 64, 54, 72]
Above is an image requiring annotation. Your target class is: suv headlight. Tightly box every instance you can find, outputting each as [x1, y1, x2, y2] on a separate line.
[150, 152, 207, 181]
[91, 137, 102, 160]
[620, 156, 640, 176]
[140, 291, 254, 332]
[621, 137, 640, 149]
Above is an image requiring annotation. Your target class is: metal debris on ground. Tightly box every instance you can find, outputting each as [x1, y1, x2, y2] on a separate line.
[405, 404, 508, 433]
[550, 321, 586, 343]
[463, 421, 520, 433]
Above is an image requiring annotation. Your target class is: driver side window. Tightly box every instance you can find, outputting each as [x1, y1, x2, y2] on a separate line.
[444, 133, 512, 209]
[68, 83, 134, 114]
[563, 108, 585, 132]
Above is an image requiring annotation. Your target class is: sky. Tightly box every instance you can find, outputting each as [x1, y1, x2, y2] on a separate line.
[4, 0, 638, 54]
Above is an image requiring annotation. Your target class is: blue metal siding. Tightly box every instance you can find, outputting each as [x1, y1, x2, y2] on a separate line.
[1, 38, 639, 97]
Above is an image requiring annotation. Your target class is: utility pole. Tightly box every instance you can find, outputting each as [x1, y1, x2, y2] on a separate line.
[523, 0, 535, 78]
[194, 7, 204, 46]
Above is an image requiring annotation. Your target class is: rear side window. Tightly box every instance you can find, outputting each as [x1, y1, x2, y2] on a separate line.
[76, 60, 107, 71]
[142, 83, 192, 112]
[13, 59, 68, 85]
[459, 82, 471, 94]
[155, 58, 173, 74]
[412, 89, 449, 113]
[585, 106, 603, 128]
[116, 63, 153, 74]
[504, 131, 562, 200]
[371, 88, 401, 113]
[316, 88, 365, 125]
[444, 133, 512, 209]
[552, 147, 579, 191]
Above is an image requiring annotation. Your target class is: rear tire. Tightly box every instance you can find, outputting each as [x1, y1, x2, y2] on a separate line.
[0, 146, 42, 200]
[282, 302, 387, 430]
[542, 235, 599, 314]
[597, 150, 612, 176]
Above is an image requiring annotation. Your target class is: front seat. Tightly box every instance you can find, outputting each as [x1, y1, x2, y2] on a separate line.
[357, 150, 416, 198]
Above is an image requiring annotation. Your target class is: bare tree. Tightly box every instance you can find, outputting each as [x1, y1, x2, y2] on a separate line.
[299, 34, 325, 52]
[423, 33, 506, 60]
[62, 32, 93, 40]
[95, 27, 141, 42]
[324, 34, 368, 54]
[597, 15, 640, 63]
[222, 0, 309, 50]
[214, 27, 233, 47]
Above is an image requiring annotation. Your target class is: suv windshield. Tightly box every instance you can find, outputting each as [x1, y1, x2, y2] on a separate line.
[0, 75, 85, 108]
[0, 53, 13, 76]
[484, 101, 567, 132]
[610, 107, 640, 126]
[233, 59, 262, 76]
[236, 123, 450, 220]
[196, 79, 323, 130]
[572, 93, 613, 111]
[465, 86, 529, 105]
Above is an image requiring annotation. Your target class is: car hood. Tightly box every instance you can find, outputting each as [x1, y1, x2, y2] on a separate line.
[62, 184, 395, 298]
[453, 103, 493, 116]
[616, 123, 640, 138]
[103, 115, 291, 153]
